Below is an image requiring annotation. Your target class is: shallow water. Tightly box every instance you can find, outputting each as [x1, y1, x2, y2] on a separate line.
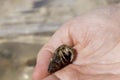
[0, 42, 40, 80]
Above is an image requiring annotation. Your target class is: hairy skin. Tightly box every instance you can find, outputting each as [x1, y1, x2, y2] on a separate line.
[33, 5, 120, 80]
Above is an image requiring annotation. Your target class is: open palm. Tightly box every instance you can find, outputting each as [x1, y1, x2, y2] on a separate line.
[33, 6, 120, 80]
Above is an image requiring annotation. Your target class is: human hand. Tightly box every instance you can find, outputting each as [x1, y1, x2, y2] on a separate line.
[33, 6, 120, 80]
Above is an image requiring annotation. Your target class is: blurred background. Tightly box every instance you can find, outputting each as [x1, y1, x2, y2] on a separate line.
[0, 0, 120, 80]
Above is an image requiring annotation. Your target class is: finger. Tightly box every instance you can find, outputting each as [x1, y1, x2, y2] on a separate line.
[43, 64, 120, 80]
[33, 24, 73, 80]
[42, 64, 81, 80]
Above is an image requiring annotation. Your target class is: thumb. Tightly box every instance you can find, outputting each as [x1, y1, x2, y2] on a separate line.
[32, 25, 73, 80]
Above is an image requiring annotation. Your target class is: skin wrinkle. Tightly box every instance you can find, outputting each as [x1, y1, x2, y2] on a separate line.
[101, 42, 120, 64]
[89, 43, 111, 60]
[94, 38, 119, 60]
[86, 24, 118, 58]
[69, 19, 82, 46]
[58, 24, 73, 47]
[68, 24, 74, 47]
[72, 31, 92, 61]
[83, 40, 104, 59]
[82, 31, 91, 48]
[76, 31, 91, 49]
[67, 65, 81, 80]
[83, 33, 91, 47]
[71, 56, 120, 75]
[38, 46, 54, 57]
[96, 41, 119, 59]
[76, 62, 120, 75]
[54, 65, 81, 80]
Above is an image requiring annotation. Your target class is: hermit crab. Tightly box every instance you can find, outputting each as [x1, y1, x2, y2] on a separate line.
[48, 44, 75, 73]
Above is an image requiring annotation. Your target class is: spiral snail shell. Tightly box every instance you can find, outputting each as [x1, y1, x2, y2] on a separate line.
[48, 44, 75, 73]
